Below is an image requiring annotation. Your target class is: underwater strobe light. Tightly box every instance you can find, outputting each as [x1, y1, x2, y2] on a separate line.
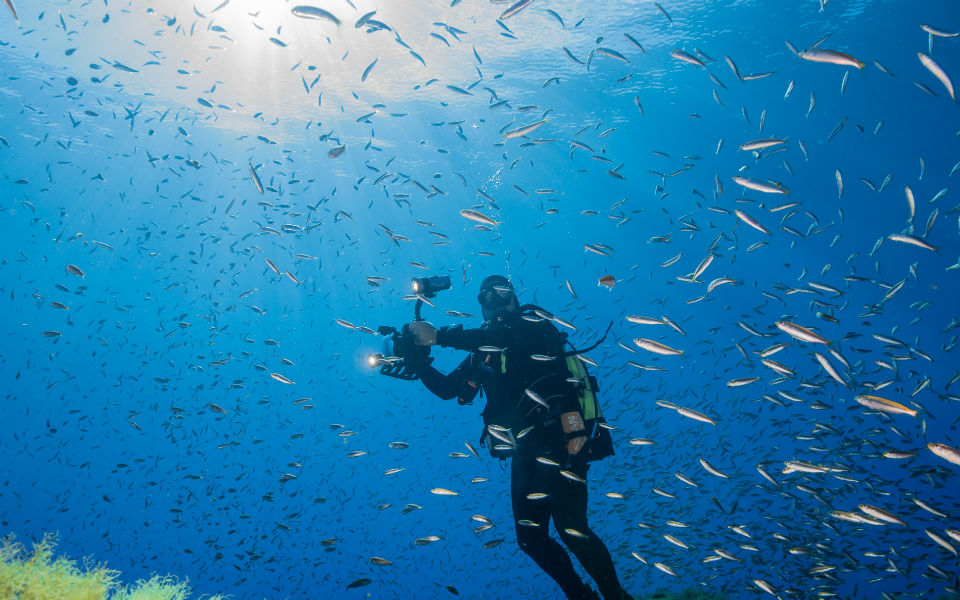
[410, 275, 451, 299]
[366, 352, 385, 369]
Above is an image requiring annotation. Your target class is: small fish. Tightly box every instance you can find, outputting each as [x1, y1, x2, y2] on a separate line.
[922, 24, 959, 38]
[430, 488, 458, 496]
[626, 315, 665, 325]
[517, 520, 540, 528]
[560, 470, 586, 484]
[270, 373, 295, 385]
[925, 529, 958, 556]
[654, 562, 677, 577]
[670, 49, 704, 67]
[414, 536, 442, 545]
[598, 275, 616, 289]
[754, 579, 778, 596]
[905, 186, 916, 221]
[888, 233, 937, 251]
[361, 57, 378, 82]
[563, 47, 584, 64]
[914, 497, 947, 518]
[739, 139, 785, 151]
[66, 264, 85, 278]
[734, 210, 770, 235]
[725, 55, 742, 80]
[855, 395, 917, 417]
[858, 504, 906, 526]
[882, 450, 916, 459]
[733, 176, 788, 195]
[782, 461, 827, 474]
[596, 48, 629, 63]
[291, 5, 340, 24]
[714, 548, 741, 562]
[460, 209, 498, 226]
[663, 534, 689, 549]
[500, 0, 533, 19]
[562, 528, 589, 540]
[775, 321, 829, 344]
[814, 353, 846, 386]
[369, 557, 392, 566]
[584, 244, 612, 256]
[918, 52, 955, 101]
[653, 2, 672, 24]
[676, 406, 716, 426]
[3, 0, 18, 21]
[928, 442, 960, 466]
[798, 49, 864, 69]
[504, 119, 546, 139]
[633, 338, 682, 356]
[699, 458, 729, 478]
[524, 388, 549, 409]
[662, 253, 682, 267]
[354, 10, 376, 28]
[265, 258, 281, 275]
[465, 441, 481, 459]
[707, 278, 736, 293]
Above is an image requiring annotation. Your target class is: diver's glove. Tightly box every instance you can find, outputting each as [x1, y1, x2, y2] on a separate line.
[408, 321, 438, 346]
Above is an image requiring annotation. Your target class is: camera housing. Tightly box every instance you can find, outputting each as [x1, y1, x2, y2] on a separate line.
[370, 275, 449, 380]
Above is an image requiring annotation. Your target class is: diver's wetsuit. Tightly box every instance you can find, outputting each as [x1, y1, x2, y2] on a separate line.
[415, 310, 626, 600]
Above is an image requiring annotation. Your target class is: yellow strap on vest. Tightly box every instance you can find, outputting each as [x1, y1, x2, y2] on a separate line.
[565, 355, 599, 421]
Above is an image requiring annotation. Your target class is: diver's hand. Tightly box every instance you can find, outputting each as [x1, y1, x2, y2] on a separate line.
[409, 321, 438, 346]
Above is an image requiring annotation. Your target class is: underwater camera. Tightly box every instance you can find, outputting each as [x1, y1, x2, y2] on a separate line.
[370, 275, 451, 380]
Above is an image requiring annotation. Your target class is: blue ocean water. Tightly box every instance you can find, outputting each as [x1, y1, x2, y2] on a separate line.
[1, 0, 959, 598]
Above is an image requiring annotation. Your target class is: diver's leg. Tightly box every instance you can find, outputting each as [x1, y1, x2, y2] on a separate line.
[552, 464, 628, 600]
[511, 455, 591, 599]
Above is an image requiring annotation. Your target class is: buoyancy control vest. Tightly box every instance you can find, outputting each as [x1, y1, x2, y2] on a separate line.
[472, 304, 615, 462]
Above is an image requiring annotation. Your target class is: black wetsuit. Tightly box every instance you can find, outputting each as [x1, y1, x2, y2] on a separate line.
[415, 310, 626, 600]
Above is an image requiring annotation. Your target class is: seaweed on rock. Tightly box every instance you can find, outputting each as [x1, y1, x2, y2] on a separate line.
[0, 533, 226, 600]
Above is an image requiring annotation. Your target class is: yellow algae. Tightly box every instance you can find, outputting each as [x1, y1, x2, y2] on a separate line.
[0, 533, 226, 600]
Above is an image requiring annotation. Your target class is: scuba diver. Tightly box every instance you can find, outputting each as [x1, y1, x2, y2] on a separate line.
[404, 275, 632, 600]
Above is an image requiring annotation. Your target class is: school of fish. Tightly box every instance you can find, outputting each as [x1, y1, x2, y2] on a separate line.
[0, 0, 958, 599]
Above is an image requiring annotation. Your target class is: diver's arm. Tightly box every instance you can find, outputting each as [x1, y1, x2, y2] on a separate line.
[417, 355, 471, 400]
[435, 324, 506, 352]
